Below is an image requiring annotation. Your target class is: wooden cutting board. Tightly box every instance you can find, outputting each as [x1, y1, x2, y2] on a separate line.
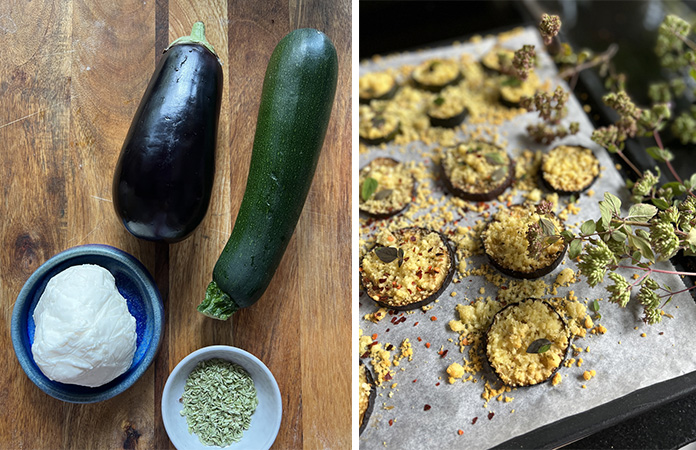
[0, 0, 351, 448]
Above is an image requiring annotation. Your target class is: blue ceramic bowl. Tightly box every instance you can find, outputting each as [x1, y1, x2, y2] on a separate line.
[11, 244, 164, 403]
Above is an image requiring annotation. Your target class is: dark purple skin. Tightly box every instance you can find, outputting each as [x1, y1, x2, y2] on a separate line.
[113, 41, 223, 242]
[358, 361, 376, 435]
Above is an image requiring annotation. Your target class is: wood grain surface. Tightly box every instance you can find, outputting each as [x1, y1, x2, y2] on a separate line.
[0, 1, 351, 449]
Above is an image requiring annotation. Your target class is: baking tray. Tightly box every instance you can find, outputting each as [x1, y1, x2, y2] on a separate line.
[358, 27, 696, 449]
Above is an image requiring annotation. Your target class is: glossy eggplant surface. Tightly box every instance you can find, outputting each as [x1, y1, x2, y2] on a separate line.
[113, 23, 223, 242]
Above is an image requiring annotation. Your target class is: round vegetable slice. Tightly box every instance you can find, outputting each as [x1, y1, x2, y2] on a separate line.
[360, 227, 455, 311]
[482, 204, 567, 279]
[359, 72, 398, 104]
[498, 71, 540, 107]
[427, 93, 468, 128]
[481, 47, 515, 74]
[412, 58, 462, 92]
[485, 298, 570, 387]
[359, 105, 400, 145]
[358, 361, 376, 435]
[440, 141, 514, 201]
[359, 157, 414, 218]
[541, 145, 600, 195]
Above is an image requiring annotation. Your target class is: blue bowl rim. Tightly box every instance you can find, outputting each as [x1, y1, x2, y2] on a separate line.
[11, 243, 164, 403]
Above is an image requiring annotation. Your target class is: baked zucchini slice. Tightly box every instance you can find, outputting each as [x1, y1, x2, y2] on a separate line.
[541, 145, 600, 195]
[359, 71, 398, 104]
[359, 105, 400, 145]
[481, 47, 515, 74]
[482, 204, 567, 279]
[359, 157, 414, 218]
[440, 141, 514, 201]
[485, 298, 570, 387]
[359, 361, 376, 435]
[360, 227, 455, 310]
[499, 71, 540, 107]
[412, 58, 462, 92]
[427, 92, 468, 128]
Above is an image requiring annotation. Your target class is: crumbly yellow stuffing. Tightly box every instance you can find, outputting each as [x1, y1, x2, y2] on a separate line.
[483, 204, 565, 274]
[359, 71, 396, 100]
[481, 47, 515, 73]
[412, 58, 460, 87]
[358, 105, 400, 141]
[551, 372, 562, 386]
[447, 362, 465, 384]
[428, 87, 467, 119]
[359, 158, 414, 215]
[486, 299, 569, 386]
[499, 71, 540, 104]
[542, 146, 599, 192]
[441, 141, 511, 195]
[361, 228, 451, 307]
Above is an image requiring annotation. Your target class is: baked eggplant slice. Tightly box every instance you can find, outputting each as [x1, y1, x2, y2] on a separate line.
[482, 204, 567, 279]
[440, 141, 514, 201]
[359, 157, 414, 218]
[481, 47, 515, 75]
[498, 71, 540, 108]
[485, 298, 570, 387]
[359, 361, 376, 435]
[360, 227, 455, 311]
[427, 93, 468, 128]
[412, 58, 462, 92]
[359, 71, 398, 104]
[359, 105, 400, 145]
[541, 145, 600, 195]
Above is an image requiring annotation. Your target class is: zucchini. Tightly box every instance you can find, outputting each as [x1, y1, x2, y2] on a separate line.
[197, 29, 338, 320]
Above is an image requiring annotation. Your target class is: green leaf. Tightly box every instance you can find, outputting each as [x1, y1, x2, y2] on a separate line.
[580, 220, 596, 236]
[374, 189, 393, 201]
[374, 246, 402, 265]
[627, 203, 658, 222]
[490, 166, 508, 182]
[691, 68, 696, 82]
[590, 299, 600, 312]
[501, 76, 522, 87]
[569, 238, 583, 259]
[540, 217, 557, 236]
[526, 338, 552, 354]
[560, 230, 575, 242]
[689, 174, 696, 191]
[599, 201, 612, 228]
[604, 192, 622, 214]
[485, 152, 506, 165]
[631, 250, 642, 262]
[612, 230, 627, 242]
[661, 181, 686, 195]
[361, 177, 378, 202]
[646, 146, 674, 162]
[651, 197, 671, 210]
[629, 233, 656, 262]
[433, 96, 445, 106]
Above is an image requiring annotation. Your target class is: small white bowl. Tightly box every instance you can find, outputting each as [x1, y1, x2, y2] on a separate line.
[162, 345, 282, 450]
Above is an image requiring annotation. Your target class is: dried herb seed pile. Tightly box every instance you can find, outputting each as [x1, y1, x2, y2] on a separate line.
[180, 358, 259, 446]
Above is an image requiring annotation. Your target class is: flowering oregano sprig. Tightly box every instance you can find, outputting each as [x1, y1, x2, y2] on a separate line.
[520, 86, 580, 144]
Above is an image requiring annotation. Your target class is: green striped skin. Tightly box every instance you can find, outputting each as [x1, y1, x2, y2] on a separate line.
[198, 28, 338, 320]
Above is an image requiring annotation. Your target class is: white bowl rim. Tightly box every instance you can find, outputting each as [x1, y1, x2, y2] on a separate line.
[161, 345, 282, 450]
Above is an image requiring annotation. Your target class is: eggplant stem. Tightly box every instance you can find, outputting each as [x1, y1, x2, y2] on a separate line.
[167, 21, 217, 56]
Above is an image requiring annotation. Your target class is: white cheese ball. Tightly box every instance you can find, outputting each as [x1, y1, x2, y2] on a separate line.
[31, 264, 137, 387]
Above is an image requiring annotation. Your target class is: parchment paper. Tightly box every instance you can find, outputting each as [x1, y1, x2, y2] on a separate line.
[358, 28, 696, 449]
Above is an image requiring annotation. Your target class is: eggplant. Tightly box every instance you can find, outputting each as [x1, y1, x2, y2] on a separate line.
[440, 141, 515, 201]
[358, 157, 415, 218]
[482, 205, 567, 279]
[112, 22, 223, 242]
[541, 145, 600, 195]
[485, 298, 570, 387]
[360, 227, 455, 311]
[358, 361, 376, 435]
